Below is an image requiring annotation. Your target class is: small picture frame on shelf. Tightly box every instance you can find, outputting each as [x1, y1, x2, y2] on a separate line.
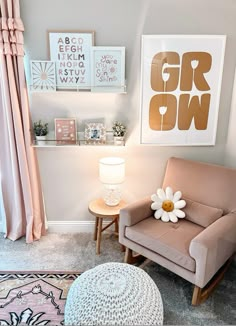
[84, 123, 106, 144]
[31, 60, 56, 91]
[90, 46, 125, 91]
[54, 118, 77, 145]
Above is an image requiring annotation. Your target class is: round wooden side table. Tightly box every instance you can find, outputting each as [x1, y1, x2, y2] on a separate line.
[88, 198, 126, 255]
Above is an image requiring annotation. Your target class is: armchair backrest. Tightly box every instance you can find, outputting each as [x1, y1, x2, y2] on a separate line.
[162, 157, 236, 215]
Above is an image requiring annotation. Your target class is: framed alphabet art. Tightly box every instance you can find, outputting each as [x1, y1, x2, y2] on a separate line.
[48, 30, 95, 90]
[140, 35, 226, 146]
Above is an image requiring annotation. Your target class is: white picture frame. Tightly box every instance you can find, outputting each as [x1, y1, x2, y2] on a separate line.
[140, 35, 226, 146]
[48, 30, 95, 90]
[31, 60, 56, 91]
[90, 46, 125, 91]
[84, 123, 106, 144]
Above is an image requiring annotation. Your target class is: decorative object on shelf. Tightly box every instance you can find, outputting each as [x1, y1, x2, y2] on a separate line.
[140, 35, 226, 146]
[99, 157, 125, 206]
[48, 30, 95, 90]
[90, 46, 125, 91]
[31, 61, 56, 91]
[84, 122, 106, 144]
[33, 120, 49, 145]
[112, 121, 126, 146]
[113, 136, 125, 146]
[54, 118, 77, 145]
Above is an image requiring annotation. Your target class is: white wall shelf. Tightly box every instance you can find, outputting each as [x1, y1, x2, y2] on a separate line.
[29, 85, 127, 94]
[32, 131, 125, 147]
[32, 141, 121, 148]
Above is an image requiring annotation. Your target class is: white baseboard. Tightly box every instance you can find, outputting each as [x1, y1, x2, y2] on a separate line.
[46, 220, 111, 233]
[0, 220, 112, 234]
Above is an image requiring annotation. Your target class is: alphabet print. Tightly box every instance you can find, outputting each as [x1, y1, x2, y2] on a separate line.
[49, 31, 94, 89]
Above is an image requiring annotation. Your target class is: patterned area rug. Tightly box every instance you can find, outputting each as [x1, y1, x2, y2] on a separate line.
[0, 271, 81, 325]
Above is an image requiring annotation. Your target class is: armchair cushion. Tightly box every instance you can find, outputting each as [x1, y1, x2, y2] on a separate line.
[183, 198, 223, 228]
[125, 217, 204, 272]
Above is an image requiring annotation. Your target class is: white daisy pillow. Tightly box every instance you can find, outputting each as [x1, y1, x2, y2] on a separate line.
[151, 186, 186, 223]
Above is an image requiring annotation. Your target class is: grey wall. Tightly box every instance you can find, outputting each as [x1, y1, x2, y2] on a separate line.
[19, 0, 236, 224]
[224, 68, 236, 168]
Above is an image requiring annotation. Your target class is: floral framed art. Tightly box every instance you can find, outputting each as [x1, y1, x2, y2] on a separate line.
[54, 118, 77, 145]
[140, 35, 226, 146]
[31, 61, 56, 91]
[48, 30, 95, 90]
[90, 46, 125, 90]
[84, 123, 106, 144]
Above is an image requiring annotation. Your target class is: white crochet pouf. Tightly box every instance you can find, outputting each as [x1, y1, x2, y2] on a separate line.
[65, 262, 163, 325]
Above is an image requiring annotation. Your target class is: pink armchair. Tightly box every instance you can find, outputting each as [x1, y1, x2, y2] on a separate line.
[119, 157, 236, 305]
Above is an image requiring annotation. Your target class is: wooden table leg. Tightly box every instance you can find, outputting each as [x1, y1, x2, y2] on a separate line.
[94, 216, 98, 241]
[96, 217, 103, 255]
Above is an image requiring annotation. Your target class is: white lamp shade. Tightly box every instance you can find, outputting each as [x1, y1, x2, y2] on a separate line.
[99, 157, 125, 184]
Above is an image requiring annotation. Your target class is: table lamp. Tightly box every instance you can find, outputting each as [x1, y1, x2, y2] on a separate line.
[99, 157, 125, 206]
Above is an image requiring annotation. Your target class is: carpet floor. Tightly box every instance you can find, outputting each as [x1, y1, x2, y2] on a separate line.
[0, 232, 235, 325]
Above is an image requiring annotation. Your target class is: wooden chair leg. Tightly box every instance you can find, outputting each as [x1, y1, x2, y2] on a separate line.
[115, 217, 119, 233]
[192, 255, 234, 305]
[192, 285, 213, 305]
[124, 247, 133, 263]
[192, 286, 202, 305]
[121, 244, 126, 252]
[124, 247, 146, 264]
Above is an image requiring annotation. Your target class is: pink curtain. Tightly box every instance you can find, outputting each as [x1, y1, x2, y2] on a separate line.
[0, 0, 46, 242]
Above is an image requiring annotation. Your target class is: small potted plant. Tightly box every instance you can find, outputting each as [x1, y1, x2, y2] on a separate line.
[112, 121, 126, 146]
[33, 120, 48, 145]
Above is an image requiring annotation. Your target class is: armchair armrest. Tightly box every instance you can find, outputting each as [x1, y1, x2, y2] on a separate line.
[119, 197, 153, 245]
[120, 197, 153, 227]
[189, 212, 236, 288]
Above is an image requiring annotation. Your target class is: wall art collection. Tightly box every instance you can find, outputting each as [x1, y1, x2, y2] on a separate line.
[31, 31, 125, 91]
[31, 32, 227, 147]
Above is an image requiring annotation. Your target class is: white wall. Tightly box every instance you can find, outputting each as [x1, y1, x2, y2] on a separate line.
[19, 0, 236, 227]
[224, 68, 236, 168]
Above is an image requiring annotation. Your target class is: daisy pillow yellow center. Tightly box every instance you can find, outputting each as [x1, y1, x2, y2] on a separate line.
[151, 186, 186, 223]
[162, 200, 174, 212]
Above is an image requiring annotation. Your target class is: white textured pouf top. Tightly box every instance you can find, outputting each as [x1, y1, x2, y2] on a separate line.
[65, 262, 163, 325]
